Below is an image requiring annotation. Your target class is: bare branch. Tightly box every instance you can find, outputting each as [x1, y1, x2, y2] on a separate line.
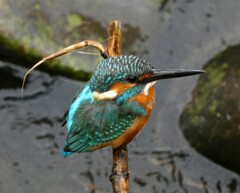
[107, 20, 130, 193]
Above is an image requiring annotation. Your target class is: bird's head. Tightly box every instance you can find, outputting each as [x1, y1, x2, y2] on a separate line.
[89, 55, 204, 101]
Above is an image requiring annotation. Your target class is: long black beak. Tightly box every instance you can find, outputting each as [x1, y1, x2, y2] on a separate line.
[138, 69, 205, 84]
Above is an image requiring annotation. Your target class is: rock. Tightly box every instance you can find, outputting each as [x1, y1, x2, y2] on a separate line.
[0, 0, 146, 81]
[180, 44, 240, 174]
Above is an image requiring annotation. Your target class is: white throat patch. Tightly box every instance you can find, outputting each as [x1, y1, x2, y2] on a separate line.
[143, 81, 156, 96]
[93, 90, 118, 101]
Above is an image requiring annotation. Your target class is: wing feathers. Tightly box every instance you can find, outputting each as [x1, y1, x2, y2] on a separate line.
[63, 99, 146, 155]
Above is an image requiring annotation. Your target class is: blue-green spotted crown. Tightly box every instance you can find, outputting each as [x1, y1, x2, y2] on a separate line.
[89, 55, 153, 92]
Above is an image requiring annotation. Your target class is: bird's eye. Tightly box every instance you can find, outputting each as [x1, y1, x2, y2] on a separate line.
[127, 76, 138, 83]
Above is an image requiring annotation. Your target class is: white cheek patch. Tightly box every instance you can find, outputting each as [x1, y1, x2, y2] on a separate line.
[93, 90, 118, 100]
[143, 81, 156, 96]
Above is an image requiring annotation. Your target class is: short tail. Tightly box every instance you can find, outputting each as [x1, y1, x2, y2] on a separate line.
[62, 149, 73, 158]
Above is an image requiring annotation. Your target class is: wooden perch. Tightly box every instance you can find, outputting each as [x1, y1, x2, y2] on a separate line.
[106, 20, 130, 193]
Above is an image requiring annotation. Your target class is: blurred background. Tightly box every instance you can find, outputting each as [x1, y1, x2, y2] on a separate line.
[0, 0, 240, 192]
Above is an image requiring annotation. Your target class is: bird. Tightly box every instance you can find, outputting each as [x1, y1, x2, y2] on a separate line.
[62, 55, 204, 157]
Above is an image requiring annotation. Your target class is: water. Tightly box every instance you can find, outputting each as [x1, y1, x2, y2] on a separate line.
[1, 0, 240, 192]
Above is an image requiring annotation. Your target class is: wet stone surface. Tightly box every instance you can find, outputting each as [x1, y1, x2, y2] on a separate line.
[1, 0, 240, 193]
[0, 61, 239, 193]
[180, 44, 240, 174]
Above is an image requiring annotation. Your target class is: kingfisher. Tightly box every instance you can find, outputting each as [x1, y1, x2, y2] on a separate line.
[62, 55, 203, 157]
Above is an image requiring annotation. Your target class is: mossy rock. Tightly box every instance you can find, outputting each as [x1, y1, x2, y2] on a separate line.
[0, 0, 146, 81]
[180, 44, 240, 174]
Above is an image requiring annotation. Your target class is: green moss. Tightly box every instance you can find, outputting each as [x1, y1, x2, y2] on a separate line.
[0, 33, 91, 81]
[67, 13, 83, 29]
[190, 116, 200, 127]
[34, 2, 41, 10]
[208, 100, 218, 113]
[180, 44, 240, 174]
[35, 18, 54, 41]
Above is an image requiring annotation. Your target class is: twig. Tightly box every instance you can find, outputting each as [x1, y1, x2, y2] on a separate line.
[107, 20, 130, 193]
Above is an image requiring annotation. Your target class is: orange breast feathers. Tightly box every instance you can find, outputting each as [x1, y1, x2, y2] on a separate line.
[119, 85, 155, 146]
[110, 82, 155, 114]
[92, 82, 155, 150]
